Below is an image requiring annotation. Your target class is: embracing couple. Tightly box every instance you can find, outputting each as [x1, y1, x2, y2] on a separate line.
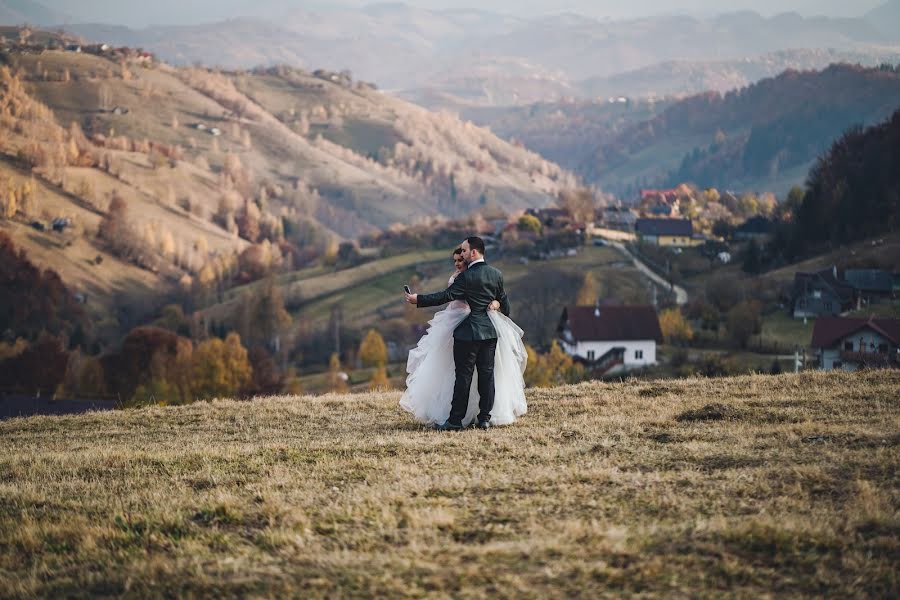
[401, 236, 527, 431]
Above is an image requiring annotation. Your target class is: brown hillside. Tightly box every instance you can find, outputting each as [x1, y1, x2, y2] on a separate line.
[0, 44, 574, 334]
[0, 370, 897, 596]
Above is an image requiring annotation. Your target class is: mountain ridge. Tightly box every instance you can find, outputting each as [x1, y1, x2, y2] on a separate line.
[55, 8, 900, 106]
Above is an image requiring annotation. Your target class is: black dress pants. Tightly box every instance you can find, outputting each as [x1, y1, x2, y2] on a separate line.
[448, 338, 498, 426]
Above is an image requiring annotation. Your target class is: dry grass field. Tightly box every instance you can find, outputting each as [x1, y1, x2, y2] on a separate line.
[1, 370, 898, 598]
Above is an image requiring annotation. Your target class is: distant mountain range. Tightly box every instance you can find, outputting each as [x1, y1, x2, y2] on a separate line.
[578, 47, 900, 101]
[464, 62, 900, 198]
[583, 64, 900, 197]
[0, 0, 66, 25]
[2, 3, 893, 107]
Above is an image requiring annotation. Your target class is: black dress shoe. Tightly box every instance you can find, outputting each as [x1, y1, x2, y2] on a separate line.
[476, 419, 491, 430]
[434, 421, 464, 432]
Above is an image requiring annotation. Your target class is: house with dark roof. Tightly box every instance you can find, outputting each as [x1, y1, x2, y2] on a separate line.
[791, 266, 855, 319]
[810, 316, 900, 371]
[844, 269, 894, 303]
[634, 218, 700, 247]
[558, 305, 663, 376]
[599, 206, 637, 232]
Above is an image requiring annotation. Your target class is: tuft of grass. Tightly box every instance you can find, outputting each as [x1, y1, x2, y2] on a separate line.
[675, 402, 745, 422]
[0, 370, 898, 598]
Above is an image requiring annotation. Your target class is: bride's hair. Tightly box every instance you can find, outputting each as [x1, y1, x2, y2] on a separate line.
[453, 247, 463, 256]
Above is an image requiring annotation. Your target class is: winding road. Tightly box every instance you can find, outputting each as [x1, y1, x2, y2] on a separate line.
[609, 242, 689, 306]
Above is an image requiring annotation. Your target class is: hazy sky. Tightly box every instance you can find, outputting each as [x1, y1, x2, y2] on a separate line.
[39, 0, 887, 27]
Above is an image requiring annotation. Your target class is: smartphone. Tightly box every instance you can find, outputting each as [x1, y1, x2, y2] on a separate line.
[403, 285, 411, 294]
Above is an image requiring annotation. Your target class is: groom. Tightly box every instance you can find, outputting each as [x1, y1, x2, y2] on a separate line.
[405, 236, 510, 431]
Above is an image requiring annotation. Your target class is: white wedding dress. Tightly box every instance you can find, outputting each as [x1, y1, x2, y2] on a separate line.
[400, 275, 528, 426]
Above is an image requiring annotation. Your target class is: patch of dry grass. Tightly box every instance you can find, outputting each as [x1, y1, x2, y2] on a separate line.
[1, 371, 898, 598]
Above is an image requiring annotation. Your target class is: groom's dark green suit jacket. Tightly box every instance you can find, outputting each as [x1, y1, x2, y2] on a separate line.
[416, 262, 510, 341]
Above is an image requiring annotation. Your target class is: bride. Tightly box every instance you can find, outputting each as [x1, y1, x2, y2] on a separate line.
[400, 248, 528, 426]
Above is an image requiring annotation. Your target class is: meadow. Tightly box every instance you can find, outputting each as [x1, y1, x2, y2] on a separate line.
[1, 370, 897, 598]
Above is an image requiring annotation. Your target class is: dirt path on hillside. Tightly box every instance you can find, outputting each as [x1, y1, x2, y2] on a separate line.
[610, 242, 688, 305]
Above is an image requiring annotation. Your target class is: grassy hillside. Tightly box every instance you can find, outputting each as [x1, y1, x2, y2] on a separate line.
[1, 370, 897, 597]
[7, 49, 572, 234]
[202, 244, 652, 346]
[0, 42, 575, 337]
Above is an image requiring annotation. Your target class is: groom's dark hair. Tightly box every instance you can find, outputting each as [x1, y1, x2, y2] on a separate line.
[466, 236, 486, 256]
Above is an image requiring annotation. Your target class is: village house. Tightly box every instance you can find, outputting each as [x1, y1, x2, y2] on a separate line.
[843, 269, 894, 304]
[811, 316, 900, 371]
[557, 304, 663, 376]
[791, 266, 855, 319]
[599, 206, 637, 232]
[634, 218, 700, 247]
[639, 188, 680, 217]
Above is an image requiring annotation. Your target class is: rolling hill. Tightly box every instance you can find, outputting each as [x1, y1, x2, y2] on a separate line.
[0, 0, 65, 26]
[549, 63, 900, 197]
[0, 41, 573, 331]
[577, 47, 900, 101]
[468, 63, 900, 198]
[1, 370, 897, 596]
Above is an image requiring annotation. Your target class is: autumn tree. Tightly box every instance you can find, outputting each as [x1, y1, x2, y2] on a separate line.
[59, 349, 106, 398]
[235, 198, 261, 242]
[517, 213, 542, 234]
[248, 345, 283, 395]
[0, 333, 69, 393]
[98, 191, 129, 246]
[324, 352, 349, 393]
[659, 308, 694, 345]
[524, 345, 549, 387]
[192, 332, 253, 400]
[559, 188, 595, 225]
[0, 232, 87, 341]
[575, 271, 598, 306]
[239, 278, 291, 349]
[1, 178, 14, 219]
[101, 326, 193, 403]
[524, 341, 584, 388]
[359, 329, 388, 368]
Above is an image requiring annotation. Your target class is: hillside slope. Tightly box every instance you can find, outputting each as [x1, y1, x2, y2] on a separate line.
[0, 0, 65, 25]
[581, 63, 900, 196]
[0, 44, 572, 329]
[0, 371, 897, 597]
[7, 49, 571, 232]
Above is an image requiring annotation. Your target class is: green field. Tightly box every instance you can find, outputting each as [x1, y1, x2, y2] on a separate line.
[291, 244, 653, 335]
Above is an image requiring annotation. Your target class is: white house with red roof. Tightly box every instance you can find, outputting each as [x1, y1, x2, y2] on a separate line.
[810, 316, 900, 371]
[558, 304, 663, 376]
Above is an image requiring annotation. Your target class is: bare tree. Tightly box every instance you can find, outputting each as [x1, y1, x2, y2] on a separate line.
[511, 269, 581, 346]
